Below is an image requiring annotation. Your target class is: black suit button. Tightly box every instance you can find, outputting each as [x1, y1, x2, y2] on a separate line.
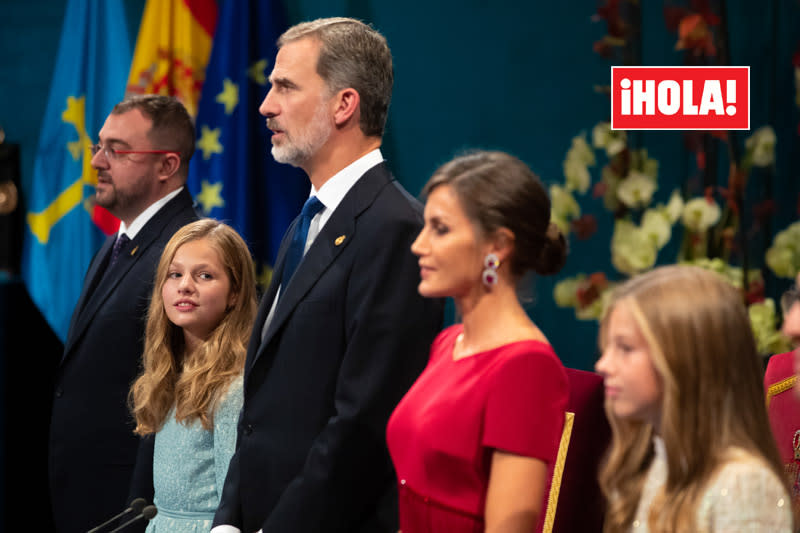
[244, 424, 253, 435]
[54, 388, 63, 398]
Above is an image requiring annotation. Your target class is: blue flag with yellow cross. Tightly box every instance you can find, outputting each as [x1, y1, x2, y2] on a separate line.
[187, 0, 307, 290]
[21, 0, 131, 341]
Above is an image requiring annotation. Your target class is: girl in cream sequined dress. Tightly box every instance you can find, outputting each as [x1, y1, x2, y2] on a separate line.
[595, 266, 793, 532]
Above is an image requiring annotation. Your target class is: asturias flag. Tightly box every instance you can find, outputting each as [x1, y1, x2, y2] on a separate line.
[126, 0, 218, 118]
[188, 0, 307, 289]
[21, 0, 131, 341]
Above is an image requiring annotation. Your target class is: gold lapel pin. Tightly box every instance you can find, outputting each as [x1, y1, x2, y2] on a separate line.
[334, 235, 346, 246]
[130, 246, 139, 257]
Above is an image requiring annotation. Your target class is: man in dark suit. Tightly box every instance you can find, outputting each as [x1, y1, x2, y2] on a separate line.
[48, 95, 199, 533]
[213, 18, 443, 533]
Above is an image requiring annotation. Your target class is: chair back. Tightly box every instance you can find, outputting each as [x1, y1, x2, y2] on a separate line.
[540, 367, 611, 533]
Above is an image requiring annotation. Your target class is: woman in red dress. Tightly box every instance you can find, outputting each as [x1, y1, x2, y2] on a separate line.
[387, 150, 570, 532]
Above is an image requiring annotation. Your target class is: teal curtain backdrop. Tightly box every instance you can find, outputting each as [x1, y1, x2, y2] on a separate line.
[2, 0, 799, 373]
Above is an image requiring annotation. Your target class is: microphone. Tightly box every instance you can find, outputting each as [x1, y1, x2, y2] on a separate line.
[87, 498, 147, 532]
[108, 505, 157, 532]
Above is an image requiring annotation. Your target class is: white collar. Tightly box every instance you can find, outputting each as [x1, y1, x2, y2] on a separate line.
[118, 187, 183, 239]
[311, 149, 384, 217]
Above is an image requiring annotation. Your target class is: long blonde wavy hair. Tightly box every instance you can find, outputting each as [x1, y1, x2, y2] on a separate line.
[130, 219, 257, 434]
[598, 265, 788, 532]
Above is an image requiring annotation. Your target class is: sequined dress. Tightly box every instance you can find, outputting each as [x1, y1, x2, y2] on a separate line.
[146, 377, 243, 533]
[628, 436, 793, 532]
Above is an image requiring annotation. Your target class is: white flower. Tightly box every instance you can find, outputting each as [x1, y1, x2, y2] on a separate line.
[553, 276, 584, 308]
[681, 257, 760, 289]
[681, 197, 721, 232]
[550, 184, 581, 220]
[641, 209, 672, 249]
[766, 221, 800, 279]
[592, 122, 627, 157]
[631, 148, 659, 180]
[563, 159, 591, 194]
[664, 189, 684, 224]
[749, 298, 792, 355]
[563, 135, 595, 194]
[766, 247, 797, 279]
[611, 219, 658, 276]
[616, 171, 656, 209]
[567, 134, 596, 167]
[550, 213, 569, 235]
[745, 126, 776, 167]
[575, 297, 606, 321]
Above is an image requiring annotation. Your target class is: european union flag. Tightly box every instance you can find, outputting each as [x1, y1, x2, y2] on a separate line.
[188, 0, 306, 289]
[21, 0, 131, 341]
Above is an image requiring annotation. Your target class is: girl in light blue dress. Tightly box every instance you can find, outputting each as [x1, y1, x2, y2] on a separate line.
[129, 220, 257, 533]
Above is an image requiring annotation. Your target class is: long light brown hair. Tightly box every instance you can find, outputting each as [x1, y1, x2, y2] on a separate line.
[598, 265, 787, 532]
[130, 219, 257, 434]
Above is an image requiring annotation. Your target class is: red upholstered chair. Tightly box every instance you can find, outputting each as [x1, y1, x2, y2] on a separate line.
[764, 351, 800, 515]
[540, 368, 611, 533]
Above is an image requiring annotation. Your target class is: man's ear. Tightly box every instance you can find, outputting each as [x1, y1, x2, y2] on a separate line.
[332, 88, 360, 127]
[158, 153, 181, 182]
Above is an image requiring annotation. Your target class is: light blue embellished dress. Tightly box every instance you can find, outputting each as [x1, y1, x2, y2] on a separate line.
[146, 376, 243, 533]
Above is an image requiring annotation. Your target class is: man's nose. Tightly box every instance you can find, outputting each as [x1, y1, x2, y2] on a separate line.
[259, 88, 278, 118]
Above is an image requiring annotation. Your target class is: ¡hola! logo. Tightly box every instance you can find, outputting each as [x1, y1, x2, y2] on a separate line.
[611, 66, 749, 130]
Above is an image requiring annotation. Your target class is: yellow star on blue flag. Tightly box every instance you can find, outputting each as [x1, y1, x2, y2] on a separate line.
[197, 180, 225, 214]
[197, 125, 223, 160]
[186, 0, 307, 277]
[215, 78, 239, 114]
[248, 59, 269, 86]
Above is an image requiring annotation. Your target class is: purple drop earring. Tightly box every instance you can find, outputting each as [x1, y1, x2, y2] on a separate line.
[482, 253, 500, 288]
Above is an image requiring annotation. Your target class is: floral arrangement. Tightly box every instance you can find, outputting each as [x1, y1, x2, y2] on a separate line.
[550, 121, 793, 356]
[554, 0, 799, 357]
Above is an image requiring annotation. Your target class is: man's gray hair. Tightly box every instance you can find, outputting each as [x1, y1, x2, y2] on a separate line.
[279, 17, 393, 138]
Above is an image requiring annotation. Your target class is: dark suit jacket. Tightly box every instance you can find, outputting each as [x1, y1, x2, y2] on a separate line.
[214, 163, 444, 532]
[48, 188, 198, 533]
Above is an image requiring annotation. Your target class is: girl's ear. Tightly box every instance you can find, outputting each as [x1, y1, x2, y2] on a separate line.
[227, 291, 238, 311]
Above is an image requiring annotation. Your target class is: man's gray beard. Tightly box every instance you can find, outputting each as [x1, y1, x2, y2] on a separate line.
[269, 98, 332, 167]
[271, 144, 307, 167]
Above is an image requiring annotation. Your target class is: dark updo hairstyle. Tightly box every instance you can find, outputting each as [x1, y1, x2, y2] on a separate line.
[422, 150, 567, 279]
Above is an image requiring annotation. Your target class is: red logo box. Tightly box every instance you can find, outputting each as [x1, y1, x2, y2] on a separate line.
[611, 66, 750, 130]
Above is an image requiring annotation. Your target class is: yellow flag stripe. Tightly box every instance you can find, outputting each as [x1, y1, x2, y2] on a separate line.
[27, 178, 84, 244]
[126, 0, 215, 117]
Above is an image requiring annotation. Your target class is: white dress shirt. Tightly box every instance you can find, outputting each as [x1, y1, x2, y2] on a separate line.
[117, 186, 183, 239]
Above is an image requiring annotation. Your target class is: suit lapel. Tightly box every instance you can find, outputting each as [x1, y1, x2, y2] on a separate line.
[66, 236, 115, 338]
[251, 164, 393, 369]
[62, 189, 194, 362]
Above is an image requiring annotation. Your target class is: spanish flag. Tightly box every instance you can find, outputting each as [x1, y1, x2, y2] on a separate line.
[126, 0, 218, 118]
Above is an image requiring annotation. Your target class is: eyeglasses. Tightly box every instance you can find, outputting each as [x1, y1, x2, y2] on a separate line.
[781, 284, 800, 314]
[90, 143, 179, 161]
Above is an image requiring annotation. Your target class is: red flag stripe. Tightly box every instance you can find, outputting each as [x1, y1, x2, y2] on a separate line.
[182, 0, 218, 37]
